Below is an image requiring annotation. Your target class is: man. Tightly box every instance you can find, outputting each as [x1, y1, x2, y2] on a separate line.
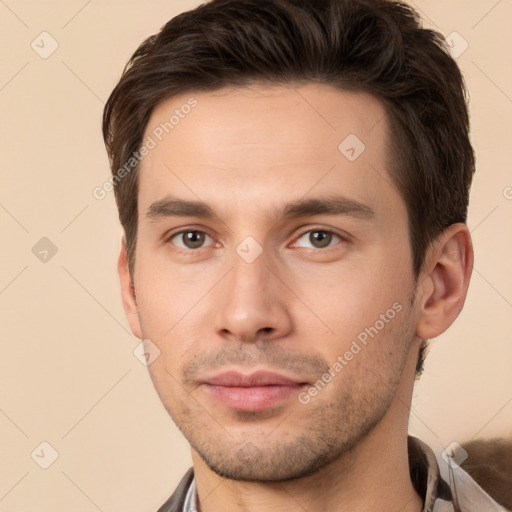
[102, 0, 508, 510]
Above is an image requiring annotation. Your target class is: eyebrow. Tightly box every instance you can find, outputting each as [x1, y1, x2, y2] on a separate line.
[280, 196, 374, 220]
[146, 197, 215, 220]
[146, 195, 374, 222]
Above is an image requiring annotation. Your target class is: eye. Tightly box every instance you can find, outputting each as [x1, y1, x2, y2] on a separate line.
[294, 229, 342, 249]
[169, 230, 214, 249]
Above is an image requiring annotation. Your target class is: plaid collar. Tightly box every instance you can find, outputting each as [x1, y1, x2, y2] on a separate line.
[159, 436, 508, 512]
[408, 436, 508, 512]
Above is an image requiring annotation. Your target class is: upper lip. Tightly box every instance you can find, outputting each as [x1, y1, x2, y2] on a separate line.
[200, 370, 307, 387]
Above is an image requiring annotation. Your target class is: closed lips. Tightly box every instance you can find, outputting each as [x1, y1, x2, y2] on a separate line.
[201, 370, 308, 387]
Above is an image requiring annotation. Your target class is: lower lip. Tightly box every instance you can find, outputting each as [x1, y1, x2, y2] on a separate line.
[203, 384, 304, 412]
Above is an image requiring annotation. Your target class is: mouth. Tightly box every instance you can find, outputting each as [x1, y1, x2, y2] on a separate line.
[199, 370, 309, 412]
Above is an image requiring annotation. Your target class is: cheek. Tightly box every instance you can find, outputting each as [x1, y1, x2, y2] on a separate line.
[287, 252, 411, 346]
[133, 255, 225, 375]
[134, 251, 213, 333]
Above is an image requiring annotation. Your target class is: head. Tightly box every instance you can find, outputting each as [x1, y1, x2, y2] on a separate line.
[103, 0, 474, 482]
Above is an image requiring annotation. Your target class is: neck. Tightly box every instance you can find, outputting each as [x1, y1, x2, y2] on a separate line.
[192, 428, 422, 512]
[192, 348, 423, 512]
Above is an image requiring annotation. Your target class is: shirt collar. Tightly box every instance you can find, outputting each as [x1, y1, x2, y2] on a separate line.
[183, 477, 197, 512]
[408, 436, 452, 511]
[182, 436, 507, 512]
[409, 435, 509, 512]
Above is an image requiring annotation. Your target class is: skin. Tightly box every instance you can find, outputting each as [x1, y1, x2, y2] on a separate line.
[118, 83, 473, 511]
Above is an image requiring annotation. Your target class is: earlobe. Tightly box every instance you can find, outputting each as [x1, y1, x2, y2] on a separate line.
[416, 224, 473, 340]
[118, 237, 143, 339]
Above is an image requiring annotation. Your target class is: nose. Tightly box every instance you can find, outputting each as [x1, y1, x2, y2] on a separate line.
[213, 250, 293, 344]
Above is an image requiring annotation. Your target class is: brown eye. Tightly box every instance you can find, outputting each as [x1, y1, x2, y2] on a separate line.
[293, 229, 345, 249]
[294, 230, 340, 249]
[171, 230, 212, 249]
[309, 231, 332, 248]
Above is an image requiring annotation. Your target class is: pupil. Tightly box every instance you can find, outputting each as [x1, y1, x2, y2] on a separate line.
[184, 231, 204, 248]
[310, 231, 331, 248]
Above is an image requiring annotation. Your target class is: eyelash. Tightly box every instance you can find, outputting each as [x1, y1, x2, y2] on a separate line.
[165, 228, 216, 251]
[292, 229, 344, 249]
[166, 227, 346, 251]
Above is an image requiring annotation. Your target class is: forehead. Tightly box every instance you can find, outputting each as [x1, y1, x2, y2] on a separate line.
[138, 83, 401, 223]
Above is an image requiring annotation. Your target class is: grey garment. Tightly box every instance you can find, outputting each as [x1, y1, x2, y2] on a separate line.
[414, 436, 510, 512]
[182, 478, 197, 512]
[156, 436, 508, 512]
[157, 467, 194, 512]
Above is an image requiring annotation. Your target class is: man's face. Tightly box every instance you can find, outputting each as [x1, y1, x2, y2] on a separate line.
[130, 84, 420, 480]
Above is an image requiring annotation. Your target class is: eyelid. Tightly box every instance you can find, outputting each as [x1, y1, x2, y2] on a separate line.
[162, 225, 350, 250]
[164, 226, 219, 248]
[289, 226, 350, 248]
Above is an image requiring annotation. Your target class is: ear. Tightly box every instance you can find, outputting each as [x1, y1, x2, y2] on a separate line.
[118, 236, 142, 339]
[415, 223, 474, 340]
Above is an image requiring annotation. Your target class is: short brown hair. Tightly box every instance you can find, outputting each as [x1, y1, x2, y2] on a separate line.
[103, 0, 475, 373]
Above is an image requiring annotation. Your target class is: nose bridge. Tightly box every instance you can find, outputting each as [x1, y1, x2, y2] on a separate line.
[228, 247, 273, 309]
[214, 245, 293, 342]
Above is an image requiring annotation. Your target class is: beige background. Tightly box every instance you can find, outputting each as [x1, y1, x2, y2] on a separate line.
[1, 0, 511, 510]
